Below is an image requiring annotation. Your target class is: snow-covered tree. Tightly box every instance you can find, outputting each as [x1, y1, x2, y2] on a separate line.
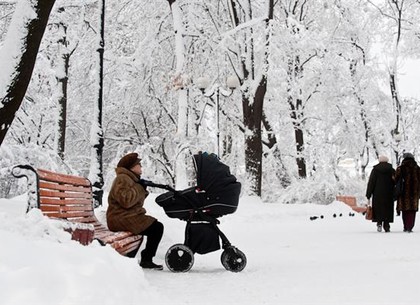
[3, 0, 420, 203]
[88, 0, 105, 207]
[367, 0, 420, 163]
[0, 0, 56, 146]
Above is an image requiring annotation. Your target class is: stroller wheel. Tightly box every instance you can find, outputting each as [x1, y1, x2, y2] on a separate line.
[221, 246, 247, 272]
[165, 244, 194, 272]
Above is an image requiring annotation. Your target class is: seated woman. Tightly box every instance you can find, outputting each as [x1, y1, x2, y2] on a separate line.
[107, 152, 164, 270]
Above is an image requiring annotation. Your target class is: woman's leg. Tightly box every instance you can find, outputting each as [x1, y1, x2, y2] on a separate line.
[402, 211, 408, 231]
[377, 222, 382, 232]
[405, 211, 416, 232]
[402, 211, 416, 232]
[140, 220, 164, 263]
[383, 221, 390, 232]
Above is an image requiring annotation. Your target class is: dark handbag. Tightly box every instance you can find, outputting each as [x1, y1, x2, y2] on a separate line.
[365, 205, 373, 220]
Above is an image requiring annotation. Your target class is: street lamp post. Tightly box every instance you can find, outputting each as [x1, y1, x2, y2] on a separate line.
[195, 76, 240, 157]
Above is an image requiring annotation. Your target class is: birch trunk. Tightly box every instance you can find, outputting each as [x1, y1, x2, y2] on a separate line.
[55, 18, 70, 160]
[89, 0, 105, 207]
[167, 0, 188, 189]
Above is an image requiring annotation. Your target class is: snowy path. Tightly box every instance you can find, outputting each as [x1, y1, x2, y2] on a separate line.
[1, 195, 420, 305]
[142, 198, 420, 305]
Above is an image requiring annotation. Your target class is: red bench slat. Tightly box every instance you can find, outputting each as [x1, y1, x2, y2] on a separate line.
[42, 211, 95, 219]
[39, 181, 92, 193]
[39, 189, 93, 199]
[39, 198, 93, 205]
[37, 169, 91, 187]
[40, 205, 93, 212]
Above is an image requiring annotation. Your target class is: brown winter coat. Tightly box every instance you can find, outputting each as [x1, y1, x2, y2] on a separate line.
[107, 167, 156, 234]
[395, 158, 420, 213]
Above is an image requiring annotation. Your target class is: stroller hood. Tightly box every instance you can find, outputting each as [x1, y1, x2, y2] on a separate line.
[194, 152, 238, 194]
[156, 152, 241, 220]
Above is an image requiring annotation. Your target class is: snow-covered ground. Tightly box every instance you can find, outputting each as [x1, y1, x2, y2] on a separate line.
[1, 193, 419, 305]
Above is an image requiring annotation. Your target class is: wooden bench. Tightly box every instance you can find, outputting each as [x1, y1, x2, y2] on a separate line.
[336, 195, 367, 213]
[12, 165, 143, 256]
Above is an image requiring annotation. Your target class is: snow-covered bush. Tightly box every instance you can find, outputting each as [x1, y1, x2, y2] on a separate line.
[262, 168, 366, 205]
[0, 144, 73, 198]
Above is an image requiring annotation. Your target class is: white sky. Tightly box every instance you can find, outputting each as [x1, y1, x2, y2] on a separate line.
[398, 59, 420, 99]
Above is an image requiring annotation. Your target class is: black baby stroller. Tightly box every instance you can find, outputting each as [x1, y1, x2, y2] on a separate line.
[146, 151, 246, 272]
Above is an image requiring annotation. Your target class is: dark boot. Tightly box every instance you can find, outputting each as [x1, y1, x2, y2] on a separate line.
[139, 260, 163, 270]
[383, 222, 390, 232]
[138, 221, 164, 270]
[140, 249, 163, 270]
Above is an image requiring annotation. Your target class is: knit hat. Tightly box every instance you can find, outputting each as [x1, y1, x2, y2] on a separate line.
[403, 152, 415, 160]
[378, 155, 389, 163]
[117, 153, 141, 169]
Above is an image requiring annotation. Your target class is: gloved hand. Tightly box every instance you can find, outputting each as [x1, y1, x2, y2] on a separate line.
[396, 211, 401, 216]
[138, 179, 153, 189]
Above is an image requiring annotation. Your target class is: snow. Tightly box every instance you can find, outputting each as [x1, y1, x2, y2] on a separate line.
[1, 193, 419, 304]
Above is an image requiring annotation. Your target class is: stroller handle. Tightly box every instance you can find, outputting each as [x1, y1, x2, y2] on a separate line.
[140, 179, 176, 192]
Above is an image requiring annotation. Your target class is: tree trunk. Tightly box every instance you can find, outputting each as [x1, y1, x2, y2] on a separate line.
[287, 55, 307, 178]
[56, 20, 70, 160]
[0, 0, 56, 146]
[390, 72, 402, 164]
[293, 118, 307, 178]
[167, 0, 189, 189]
[243, 90, 263, 196]
[230, 0, 274, 196]
[262, 113, 291, 188]
[56, 54, 69, 160]
[89, 0, 105, 208]
[349, 59, 377, 180]
[290, 99, 307, 178]
[288, 94, 307, 178]
[388, 0, 403, 165]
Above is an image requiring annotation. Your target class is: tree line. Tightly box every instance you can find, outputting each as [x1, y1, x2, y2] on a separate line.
[1, 0, 420, 202]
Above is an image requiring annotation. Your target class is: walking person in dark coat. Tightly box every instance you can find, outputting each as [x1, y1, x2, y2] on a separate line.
[366, 155, 395, 232]
[107, 152, 164, 270]
[394, 152, 420, 232]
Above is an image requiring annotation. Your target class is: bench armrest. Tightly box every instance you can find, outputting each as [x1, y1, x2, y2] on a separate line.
[12, 165, 39, 212]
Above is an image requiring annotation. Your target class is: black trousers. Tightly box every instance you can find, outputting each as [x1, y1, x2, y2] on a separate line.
[402, 211, 416, 231]
[127, 220, 164, 260]
[377, 221, 390, 231]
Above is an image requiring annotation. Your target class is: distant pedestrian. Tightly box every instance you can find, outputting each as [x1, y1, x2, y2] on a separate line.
[394, 152, 420, 233]
[366, 155, 395, 232]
